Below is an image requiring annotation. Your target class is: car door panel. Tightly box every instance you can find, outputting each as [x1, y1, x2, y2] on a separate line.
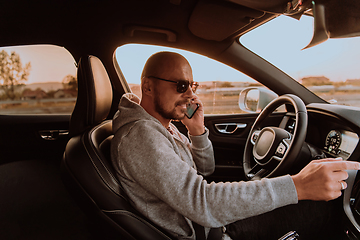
[0, 115, 71, 164]
[174, 114, 255, 182]
[206, 113, 287, 182]
[205, 114, 257, 182]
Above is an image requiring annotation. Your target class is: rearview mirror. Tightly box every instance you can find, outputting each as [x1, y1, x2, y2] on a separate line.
[239, 87, 278, 113]
[304, 0, 360, 49]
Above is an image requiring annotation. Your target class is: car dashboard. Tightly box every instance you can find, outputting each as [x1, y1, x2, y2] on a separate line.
[281, 104, 360, 161]
[290, 103, 360, 238]
[306, 106, 359, 160]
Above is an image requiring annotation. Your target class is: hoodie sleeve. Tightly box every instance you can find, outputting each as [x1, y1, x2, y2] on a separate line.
[188, 128, 215, 176]
[115, 119, 298, 228]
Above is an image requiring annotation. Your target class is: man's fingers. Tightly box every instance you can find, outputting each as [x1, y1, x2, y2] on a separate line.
[312, 158, 360, 171]
[340, 181, 347, 190]
[331, 170, 349, 181]
[314, 157, 343, 163]
[326, 160, 360, 171]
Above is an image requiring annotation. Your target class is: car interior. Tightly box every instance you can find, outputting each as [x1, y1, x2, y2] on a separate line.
[1, 0, 360, 239]
[61, 55, 173, 239]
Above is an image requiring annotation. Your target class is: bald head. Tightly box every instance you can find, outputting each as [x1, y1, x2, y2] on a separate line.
[139, 51, 195, 126]
[141, 51, 192, 80]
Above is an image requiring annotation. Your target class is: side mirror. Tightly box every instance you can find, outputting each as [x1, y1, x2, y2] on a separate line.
[239, 87, 278, 113]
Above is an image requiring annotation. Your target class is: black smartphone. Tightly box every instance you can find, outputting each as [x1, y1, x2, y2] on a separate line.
[185, 102, 199, 119]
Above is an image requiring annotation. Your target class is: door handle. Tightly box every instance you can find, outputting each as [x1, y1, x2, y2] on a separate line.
[214, 123, 247, 134]
[39, 130, 69, 140]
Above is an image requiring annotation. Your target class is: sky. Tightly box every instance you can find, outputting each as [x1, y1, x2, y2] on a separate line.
[240, 15, 360, 82]
[1, 45, 77, 84]
[2, 15, 359, 85]
[115, 15, 360, 85]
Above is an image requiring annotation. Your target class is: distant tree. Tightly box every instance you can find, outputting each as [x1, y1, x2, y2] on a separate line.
[220, 82, 234, 88]
[62, 74, 77, 91]
[0, 50, 31, 100]
[46, 89, 56, 98]
[301, 76, 332, 86]
[345, 79, 360, 86]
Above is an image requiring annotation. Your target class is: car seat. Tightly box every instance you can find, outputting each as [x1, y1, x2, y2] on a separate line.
[61, 55, 300, 240]
[61, 55, 173, 240]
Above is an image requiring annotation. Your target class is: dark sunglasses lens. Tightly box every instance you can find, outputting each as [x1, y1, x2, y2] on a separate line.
[176, 81, 198, 93]
[177, 81, 188, 93]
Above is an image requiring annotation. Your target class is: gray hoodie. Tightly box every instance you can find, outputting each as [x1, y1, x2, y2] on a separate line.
[111, 93, 298, 239]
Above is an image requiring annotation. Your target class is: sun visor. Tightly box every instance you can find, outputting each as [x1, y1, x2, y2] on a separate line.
[325, 0, 360, 38]
[225, 0, 311, 15]
[188, 0, 265, 41]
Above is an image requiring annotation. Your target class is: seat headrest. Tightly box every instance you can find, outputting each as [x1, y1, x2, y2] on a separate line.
[69, 55, 113, 136]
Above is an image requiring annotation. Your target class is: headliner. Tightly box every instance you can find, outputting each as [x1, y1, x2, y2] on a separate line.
[0, 0, 294, 59]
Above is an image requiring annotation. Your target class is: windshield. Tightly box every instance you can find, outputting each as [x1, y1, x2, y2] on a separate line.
[241, 15, 360, 107]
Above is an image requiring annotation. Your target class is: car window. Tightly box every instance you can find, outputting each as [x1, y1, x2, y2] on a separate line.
[241, 15, 360, 108]
[0, 45, 77, 115]
[115, 44, 266, 115]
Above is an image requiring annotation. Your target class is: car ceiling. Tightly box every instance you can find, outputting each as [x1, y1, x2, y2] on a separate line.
[1, 0, 325, 108]
[0, 0, 310, 60]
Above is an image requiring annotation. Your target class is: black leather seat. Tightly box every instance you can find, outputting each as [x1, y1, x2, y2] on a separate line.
[61, 55, 173, 240]
[61, 55, 300, 240]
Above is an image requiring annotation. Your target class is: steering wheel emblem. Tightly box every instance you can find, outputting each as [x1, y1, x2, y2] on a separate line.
[253, 127, 291, 166]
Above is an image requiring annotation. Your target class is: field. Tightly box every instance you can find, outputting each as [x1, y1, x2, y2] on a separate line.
[0, 98, 76, 114]
[1, 90, 360, 115]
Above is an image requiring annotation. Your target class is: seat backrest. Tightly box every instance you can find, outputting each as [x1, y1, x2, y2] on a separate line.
[61, 55, 173, 240]
[69, 55, 113, 136]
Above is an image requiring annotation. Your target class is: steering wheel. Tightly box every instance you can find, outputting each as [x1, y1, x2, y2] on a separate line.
[243, 94, 307, 180]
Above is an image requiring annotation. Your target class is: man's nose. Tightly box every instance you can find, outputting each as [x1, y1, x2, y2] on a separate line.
[183, 85, 194, 97]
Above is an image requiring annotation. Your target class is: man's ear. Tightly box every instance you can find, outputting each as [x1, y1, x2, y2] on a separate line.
[142, 77, 153, 97]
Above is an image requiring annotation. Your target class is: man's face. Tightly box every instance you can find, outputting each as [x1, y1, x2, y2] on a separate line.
[151, 60, 194, 121]
[153, 86, 191, 120]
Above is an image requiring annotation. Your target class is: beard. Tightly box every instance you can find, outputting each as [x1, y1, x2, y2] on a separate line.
[153, 88, 187, 121]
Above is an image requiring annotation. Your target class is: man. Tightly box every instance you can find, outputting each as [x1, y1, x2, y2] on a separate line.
[111, 51, 360, 240]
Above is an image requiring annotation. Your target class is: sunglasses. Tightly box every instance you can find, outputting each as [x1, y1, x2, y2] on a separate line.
[148, 76, 199, 93]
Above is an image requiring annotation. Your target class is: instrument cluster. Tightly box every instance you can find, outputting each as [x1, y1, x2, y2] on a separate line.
[324, 129, 358, 159]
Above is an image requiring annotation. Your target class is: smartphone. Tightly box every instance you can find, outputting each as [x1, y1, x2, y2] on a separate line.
[185, 102, 199, 119]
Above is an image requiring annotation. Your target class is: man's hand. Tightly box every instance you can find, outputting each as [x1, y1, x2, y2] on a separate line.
[181, 96, 205, 136]
[291, 158, 360, 201]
